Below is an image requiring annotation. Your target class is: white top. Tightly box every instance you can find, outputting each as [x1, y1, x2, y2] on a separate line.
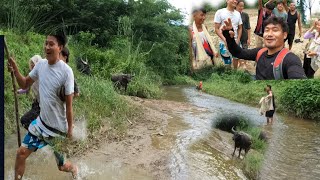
[29, 59, 74, 135]
[214, 8, 243, 43]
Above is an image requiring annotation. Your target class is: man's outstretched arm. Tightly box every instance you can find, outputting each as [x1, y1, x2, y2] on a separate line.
[222, 19, 260, 61]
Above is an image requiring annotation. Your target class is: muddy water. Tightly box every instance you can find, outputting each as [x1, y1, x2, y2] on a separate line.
[4, 121, 153, 180]
[259, 116, 320, 180]
[163, 86, 320, 180]
[163, 86, 267, 179]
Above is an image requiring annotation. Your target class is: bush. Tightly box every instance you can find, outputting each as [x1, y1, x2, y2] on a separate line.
[127, 73, 163, 99]
[279, 80, 320, 120]
[213, 114, 253, 133]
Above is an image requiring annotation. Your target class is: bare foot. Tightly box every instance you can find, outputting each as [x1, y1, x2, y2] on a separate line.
[72, 165, 78, 179]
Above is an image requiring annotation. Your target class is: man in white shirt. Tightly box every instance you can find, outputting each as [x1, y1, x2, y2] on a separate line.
[8, 34, 78, 180]
[214, 0, 243, 69]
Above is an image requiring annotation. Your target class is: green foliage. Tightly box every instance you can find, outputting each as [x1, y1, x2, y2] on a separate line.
[74, 76, 133, 133]
[192, 66, 253, 84]
[279, 80, 320, 120]
[127, 73, 163, 99]
[213, 114, 253, 133]
[297, 0, 308, 24]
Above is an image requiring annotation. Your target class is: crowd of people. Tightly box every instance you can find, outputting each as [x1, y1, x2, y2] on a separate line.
[189, 0, 320, 80]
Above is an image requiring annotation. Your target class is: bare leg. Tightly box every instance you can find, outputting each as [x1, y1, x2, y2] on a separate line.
[15, 146, 34, 180]
[233, 59, 239, 69]
[58, 161, 78, 179]
[270, 117, 274, 124]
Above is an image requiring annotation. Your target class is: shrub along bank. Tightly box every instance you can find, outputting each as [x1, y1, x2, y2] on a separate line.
[194, 66, 320, 121]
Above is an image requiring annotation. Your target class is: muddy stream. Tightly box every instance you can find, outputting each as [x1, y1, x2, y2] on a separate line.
[4, 86, 320, 179]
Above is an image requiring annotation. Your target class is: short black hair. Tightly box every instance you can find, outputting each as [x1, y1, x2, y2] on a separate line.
[61, 47, 70, 63]
[267, 85, 272, 89]
[276, 0, 285, 5]
[263, 16, 288, 33]
[266, 2, 276, 10]
[192, 8, 206, 14]
[49, 31, 67, 47]
[237, 0, 244, 5]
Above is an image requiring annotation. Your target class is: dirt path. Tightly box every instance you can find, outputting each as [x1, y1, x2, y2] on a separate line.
[73, 96, 210, 179]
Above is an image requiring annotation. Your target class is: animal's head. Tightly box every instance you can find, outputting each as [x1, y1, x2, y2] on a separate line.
[231, 126, 239, 140]
[123, 74, 135, 82]
[76, 57, 91, 75]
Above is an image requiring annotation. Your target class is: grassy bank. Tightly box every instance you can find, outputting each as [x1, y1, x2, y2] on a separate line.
[194, 66, 320, 121]
[213, 115, 267, 179]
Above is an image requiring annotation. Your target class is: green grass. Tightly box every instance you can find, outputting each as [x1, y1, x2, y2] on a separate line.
[243, 152, 264, 179]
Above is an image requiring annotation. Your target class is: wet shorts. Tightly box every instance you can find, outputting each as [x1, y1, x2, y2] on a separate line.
[219, 43, 232, 64]
[265, 110, 275, 118]
[22, 120, 65, 166]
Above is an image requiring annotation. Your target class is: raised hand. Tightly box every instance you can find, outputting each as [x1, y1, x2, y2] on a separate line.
[8, 57, 17, 73]
[221, 18, 235, 38]
[222, 18, 233, 31]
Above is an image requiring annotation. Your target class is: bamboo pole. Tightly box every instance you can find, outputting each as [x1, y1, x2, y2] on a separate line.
[4, 38, 21, 147]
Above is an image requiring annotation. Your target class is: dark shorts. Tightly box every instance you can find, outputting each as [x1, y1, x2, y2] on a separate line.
[287, 33, 295, 46]
[265, 110, 275, 118]
[20, 100, 40, 130]
[303, 54, 315, 78]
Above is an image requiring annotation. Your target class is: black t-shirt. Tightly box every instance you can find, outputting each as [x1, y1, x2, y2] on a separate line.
[240, 12, 251, 44]
[223, 30, 307, 80]
[254, 8, 272, 37]
[287, 11, 298, 35]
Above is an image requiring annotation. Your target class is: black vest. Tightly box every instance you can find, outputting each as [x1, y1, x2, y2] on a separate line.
[287, 11, 298, 34]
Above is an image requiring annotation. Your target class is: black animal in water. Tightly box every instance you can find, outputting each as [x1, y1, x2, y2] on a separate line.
[111, 74, 134, 92]
[231, 126, 252, 158]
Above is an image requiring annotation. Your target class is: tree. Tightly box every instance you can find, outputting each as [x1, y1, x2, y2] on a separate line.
[297, 0, 307, 24]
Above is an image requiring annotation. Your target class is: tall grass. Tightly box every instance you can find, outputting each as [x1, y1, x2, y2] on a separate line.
[71, 16, 163, 98]
[5, 0, 59, 34]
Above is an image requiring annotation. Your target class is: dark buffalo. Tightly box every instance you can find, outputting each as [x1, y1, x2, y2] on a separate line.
[231, 126, 252, 158]
[258, 131, 268, 142]
[76, 57, 91, 75]
[111, 74, 134, 92]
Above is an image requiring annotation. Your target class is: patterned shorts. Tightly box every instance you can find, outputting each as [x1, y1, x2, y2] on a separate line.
[22, 120, 65, 166]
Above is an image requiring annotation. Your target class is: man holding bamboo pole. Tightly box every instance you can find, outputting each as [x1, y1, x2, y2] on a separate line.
[8, 33, 78, 179]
